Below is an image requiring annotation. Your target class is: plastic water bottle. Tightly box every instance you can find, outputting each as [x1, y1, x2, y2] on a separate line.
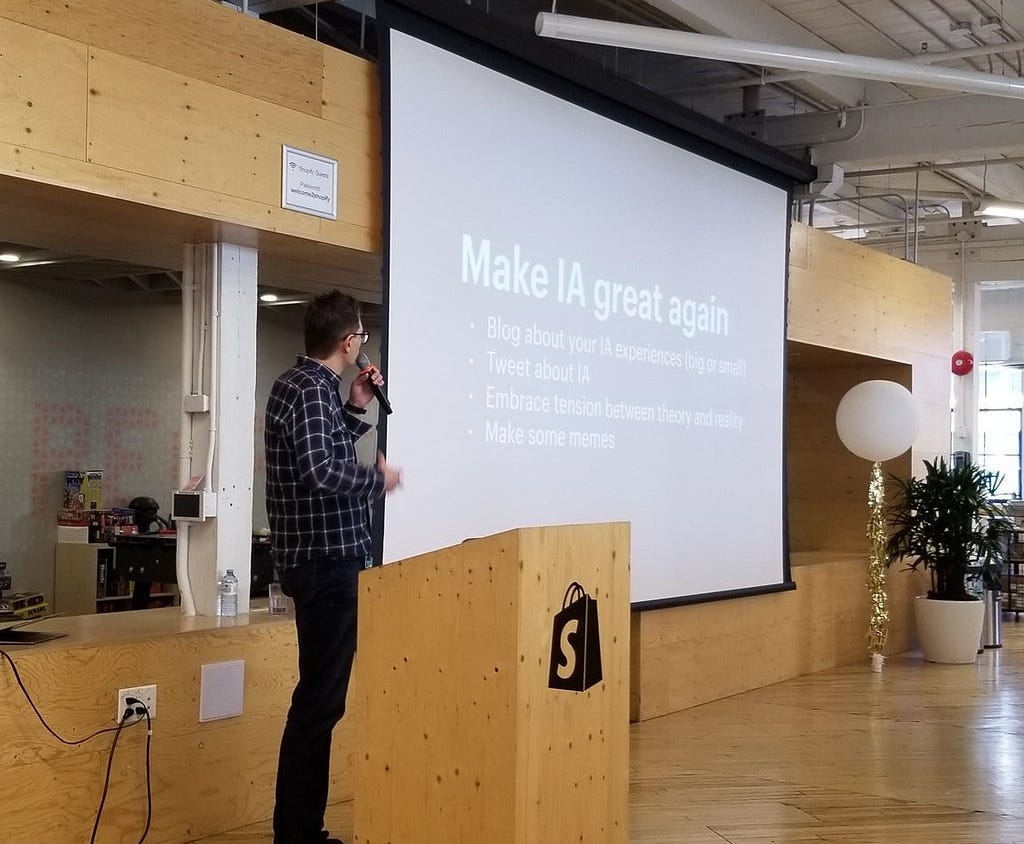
[218, 569, 239, 617]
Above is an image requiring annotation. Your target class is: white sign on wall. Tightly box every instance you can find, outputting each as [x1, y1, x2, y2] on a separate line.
[281, 145, 338, 220]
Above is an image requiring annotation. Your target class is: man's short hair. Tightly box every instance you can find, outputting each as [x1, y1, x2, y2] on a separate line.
[305, 290, 362, 359]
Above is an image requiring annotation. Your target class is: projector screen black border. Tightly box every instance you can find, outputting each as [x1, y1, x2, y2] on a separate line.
[373, 0, 799, 609]
[632, 580, 797, 613]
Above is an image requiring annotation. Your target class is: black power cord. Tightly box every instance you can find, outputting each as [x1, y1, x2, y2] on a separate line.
[90, 699, 154, 844]
[1, 649, 153, 842]
[126, 696, 154, 844]
[0, 648, 139, 744]
[90, 707, 133, 844]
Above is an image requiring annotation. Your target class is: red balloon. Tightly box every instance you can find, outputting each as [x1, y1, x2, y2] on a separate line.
[951, 350, 974, 376]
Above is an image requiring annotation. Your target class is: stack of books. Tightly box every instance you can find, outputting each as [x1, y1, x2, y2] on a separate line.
[0, 592, 48, 619]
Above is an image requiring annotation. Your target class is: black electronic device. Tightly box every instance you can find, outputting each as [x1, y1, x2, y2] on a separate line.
[0, 615, 65, 646]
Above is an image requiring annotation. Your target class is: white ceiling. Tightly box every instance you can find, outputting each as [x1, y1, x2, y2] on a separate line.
[532, 0, 1024, 263]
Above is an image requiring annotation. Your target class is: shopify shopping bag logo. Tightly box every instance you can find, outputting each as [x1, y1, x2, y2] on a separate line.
[548, 582, 603, 692]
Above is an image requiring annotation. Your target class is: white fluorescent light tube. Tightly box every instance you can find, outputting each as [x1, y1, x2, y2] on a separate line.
[979, 200, 1024, 219]
[535, 13, 1024, 100]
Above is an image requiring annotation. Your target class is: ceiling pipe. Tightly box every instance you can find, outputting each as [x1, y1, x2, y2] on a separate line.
[846, 155, 1024, 178]
[818, 207, 1019, 233]
[673, 40, 1024, 95]
[808, 193, 912, 259]
[795, 187, 971, 201]
[535, 13, 1024, 100]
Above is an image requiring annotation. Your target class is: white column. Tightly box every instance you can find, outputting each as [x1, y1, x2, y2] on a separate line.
[951, 253, 972, 459]
[181, 243, 257, 616]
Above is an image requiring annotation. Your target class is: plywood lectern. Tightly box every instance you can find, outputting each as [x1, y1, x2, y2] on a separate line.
[353, 522, 630, 844]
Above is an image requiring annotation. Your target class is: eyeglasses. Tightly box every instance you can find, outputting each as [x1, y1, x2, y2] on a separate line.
[346, 331, 369, 344]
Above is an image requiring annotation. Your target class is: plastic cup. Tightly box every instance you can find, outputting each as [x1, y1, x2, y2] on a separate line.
[268, 582, 287, 614]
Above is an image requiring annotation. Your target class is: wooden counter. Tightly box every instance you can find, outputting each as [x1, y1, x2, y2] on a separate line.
[5, 601, 278, 651]
[0, 604, 354, 844]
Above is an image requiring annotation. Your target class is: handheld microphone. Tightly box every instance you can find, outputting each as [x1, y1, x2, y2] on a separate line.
[356, 352, 393, 415]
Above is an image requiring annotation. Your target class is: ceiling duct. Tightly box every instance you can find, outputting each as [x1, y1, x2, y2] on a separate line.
[809, 163, 844, 198]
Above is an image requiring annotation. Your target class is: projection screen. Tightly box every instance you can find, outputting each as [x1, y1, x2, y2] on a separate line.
[378, 16, 794, 607]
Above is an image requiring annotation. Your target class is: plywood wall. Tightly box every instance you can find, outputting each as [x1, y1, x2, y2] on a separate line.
[633, 556, 929, 717]
[787, 346, 912, 553]
[787, 223, 952, 469]
[0, 611, 355, 844]
[0, 0, 379, 256]
[632, 225, 952, 721]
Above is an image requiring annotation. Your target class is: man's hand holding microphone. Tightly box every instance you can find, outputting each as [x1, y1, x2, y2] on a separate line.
[347, 353, 401, 492]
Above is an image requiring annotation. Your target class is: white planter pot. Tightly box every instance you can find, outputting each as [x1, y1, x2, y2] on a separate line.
[914, 595, 985, 664]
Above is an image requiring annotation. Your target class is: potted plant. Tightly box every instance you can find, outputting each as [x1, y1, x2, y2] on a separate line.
[886, 457, 1006, 663]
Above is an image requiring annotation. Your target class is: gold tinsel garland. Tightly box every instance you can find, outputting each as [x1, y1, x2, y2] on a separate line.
[867, 461, 889, 662]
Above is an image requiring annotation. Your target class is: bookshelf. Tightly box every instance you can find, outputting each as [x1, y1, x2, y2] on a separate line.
[53, 543, 177, 615]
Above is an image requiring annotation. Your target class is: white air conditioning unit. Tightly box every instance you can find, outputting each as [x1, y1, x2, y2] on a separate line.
[981, 331, 1024, 368]
[978, 330, 1011, 363]
[1005, 344, 1024, 368]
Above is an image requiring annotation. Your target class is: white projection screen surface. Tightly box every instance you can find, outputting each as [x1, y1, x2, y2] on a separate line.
[381, 27, 792, 606]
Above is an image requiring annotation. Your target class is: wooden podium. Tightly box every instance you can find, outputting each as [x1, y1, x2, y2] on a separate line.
[353, 522, 630, 843]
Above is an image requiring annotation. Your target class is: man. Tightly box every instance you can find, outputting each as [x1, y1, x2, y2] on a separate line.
[265, 290, 401, 844]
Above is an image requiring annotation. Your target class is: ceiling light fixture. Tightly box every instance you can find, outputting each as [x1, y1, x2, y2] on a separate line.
[259, 292, 279, 302]
[979, 200, 1024, 220]
[0, 252, 20, 263]
[535, 13, 1024, 100]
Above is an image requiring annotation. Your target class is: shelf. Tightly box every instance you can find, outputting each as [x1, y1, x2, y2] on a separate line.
[1004, 527, 1024, 616]
[56, 544, 178, 615]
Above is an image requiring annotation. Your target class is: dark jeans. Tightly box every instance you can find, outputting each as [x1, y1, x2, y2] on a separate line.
[273, 555, 362, 844]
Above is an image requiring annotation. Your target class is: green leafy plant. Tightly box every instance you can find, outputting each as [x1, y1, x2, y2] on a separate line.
[885, 457, 1006, 601]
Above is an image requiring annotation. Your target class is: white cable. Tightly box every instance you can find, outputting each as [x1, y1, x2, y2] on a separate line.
[205, 245, 219, 496]
[177, 247, 197, 616]
[197, 252, 208, 396]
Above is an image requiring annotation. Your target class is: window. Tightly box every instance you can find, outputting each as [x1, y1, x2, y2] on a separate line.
[978, 364, 1023, 498]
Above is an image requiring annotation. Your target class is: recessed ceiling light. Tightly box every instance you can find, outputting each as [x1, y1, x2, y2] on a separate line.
[0, 253, 20, 263]
[259, 292, 279, 302]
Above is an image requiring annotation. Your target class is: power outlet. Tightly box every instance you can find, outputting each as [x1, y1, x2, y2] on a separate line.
[117, 684, 157, 723]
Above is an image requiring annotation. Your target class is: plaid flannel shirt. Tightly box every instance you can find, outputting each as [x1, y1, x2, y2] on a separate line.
[265, 356, 384, 567]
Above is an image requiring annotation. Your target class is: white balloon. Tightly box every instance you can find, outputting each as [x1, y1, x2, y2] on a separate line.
[835, 380, 918, 462]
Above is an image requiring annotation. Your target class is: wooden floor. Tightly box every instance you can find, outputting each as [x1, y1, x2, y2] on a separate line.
[195, 620, 1024, 844]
